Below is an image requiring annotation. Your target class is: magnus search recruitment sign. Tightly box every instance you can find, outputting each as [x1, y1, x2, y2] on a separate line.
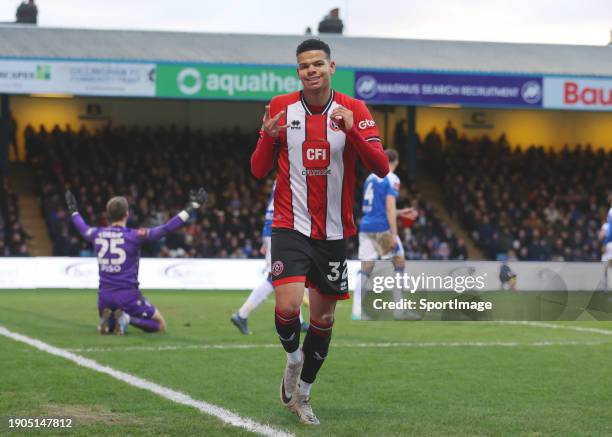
[355, 71, 543, 108]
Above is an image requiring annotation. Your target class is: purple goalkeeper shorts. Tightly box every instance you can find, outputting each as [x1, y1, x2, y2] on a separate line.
[98, 290, 157, 319]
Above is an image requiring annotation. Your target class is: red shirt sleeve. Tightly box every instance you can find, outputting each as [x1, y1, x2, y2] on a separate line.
[251, 98, 281, 179]
[346, 101, 389, 178]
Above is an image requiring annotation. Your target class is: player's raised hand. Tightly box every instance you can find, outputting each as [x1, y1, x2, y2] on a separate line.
[398, 207, 419, 220]
[185, 187, 208, 213]
[65, 191, 78, 214]
[262, 105, 289, 138]
[329, 105, 354, 132]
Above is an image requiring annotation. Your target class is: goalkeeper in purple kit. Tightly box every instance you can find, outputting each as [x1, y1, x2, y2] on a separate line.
[66, 188, 208, 335]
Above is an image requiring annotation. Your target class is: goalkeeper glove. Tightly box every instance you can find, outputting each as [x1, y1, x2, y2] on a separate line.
[184, 187, 208, 213]
[65, 191, 78, 215]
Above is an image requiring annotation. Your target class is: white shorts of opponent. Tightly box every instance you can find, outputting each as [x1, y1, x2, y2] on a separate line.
[602, 242, 612, 262]
[358, 232, 405, 261]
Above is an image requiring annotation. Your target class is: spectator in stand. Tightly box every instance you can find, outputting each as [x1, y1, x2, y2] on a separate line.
[444, 120, 458, 144]
[9, 111, 19, 161]
[16, 0, 37, 24]
[425, 126, 443, 150]
[0, 178, 30, 256]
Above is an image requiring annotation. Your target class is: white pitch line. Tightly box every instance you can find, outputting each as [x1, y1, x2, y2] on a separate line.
[0, 326, 293, 437]
[340, 340, 604, 347]
[66, 339, 606, 353]
[71, 343, 279, 352]
[498, 321, 612, 336]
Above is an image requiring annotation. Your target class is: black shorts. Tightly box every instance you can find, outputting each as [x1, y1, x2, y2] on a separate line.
[271, 228, 349, 300]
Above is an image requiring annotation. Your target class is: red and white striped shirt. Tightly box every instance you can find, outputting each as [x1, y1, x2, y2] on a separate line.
[251, 90, 388, 240]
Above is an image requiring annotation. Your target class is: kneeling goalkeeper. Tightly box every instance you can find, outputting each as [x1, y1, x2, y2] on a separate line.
[66, 188, 207, 335]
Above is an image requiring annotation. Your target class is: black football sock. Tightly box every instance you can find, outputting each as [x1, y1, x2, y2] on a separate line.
[300, 319, 333, 384]
[274, 307, 301, 353]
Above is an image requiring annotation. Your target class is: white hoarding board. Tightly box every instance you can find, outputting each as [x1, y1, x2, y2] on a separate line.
[0, 258, 605, 291]
[543, 77, 612, 111]
[0, 60, 156, 96]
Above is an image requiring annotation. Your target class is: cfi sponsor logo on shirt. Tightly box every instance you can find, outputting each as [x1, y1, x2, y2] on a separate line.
[302, 140, 330, 168]
[301, 140, 332, 176]
[358, 119, 376, 130]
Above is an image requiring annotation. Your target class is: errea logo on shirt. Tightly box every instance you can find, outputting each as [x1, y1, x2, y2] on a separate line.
[358, 119, 376, 130]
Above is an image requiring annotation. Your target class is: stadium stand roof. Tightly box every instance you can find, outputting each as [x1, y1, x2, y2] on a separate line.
[1, 25, 611, 77]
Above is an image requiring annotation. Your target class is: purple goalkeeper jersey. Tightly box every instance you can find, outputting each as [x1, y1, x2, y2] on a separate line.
[71, 212, 187, 293]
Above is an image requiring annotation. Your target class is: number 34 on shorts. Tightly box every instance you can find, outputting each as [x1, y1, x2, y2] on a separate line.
[327, 260, 348, 291]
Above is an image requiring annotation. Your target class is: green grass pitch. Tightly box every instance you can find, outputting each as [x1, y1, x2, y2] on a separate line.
[1, 290, 611, 436]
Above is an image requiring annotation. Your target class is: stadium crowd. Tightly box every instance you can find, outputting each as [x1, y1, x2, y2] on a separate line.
[25, 123, 463, 260]
[0, 176, 30, 256]
[424, 124, 609, 261]
[28, 124, 271, 259]
[377, 160, 467, 261]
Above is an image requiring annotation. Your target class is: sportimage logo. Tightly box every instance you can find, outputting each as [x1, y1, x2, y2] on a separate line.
[521, 81, 542, 104]
[271, 260, 284, 276]
[358, 119, 376, 130]
[356, 75, 378, 99]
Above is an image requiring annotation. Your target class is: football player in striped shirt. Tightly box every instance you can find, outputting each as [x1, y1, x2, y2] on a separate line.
[251, 38, 389, 425]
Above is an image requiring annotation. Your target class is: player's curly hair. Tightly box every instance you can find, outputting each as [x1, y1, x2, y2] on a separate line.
[106, 196, 129, 223]
[296, 39, 331, 59]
